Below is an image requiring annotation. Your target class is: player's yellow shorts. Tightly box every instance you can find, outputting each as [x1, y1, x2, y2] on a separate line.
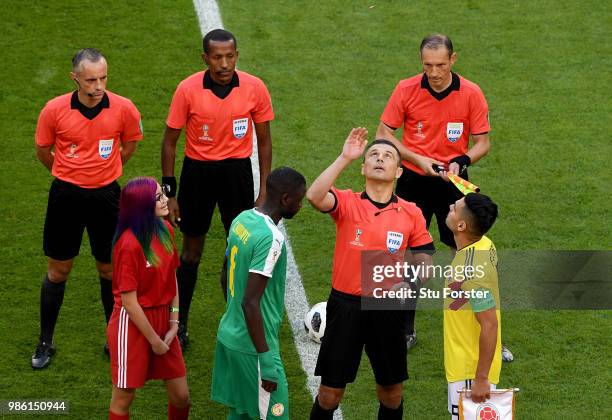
[211, 341, 288, 419]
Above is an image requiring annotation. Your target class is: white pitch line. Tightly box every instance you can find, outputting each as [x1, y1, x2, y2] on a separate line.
[191, 1, 343, 418]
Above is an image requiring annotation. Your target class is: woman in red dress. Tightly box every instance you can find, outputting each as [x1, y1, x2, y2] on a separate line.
[107, 177, 190, 420]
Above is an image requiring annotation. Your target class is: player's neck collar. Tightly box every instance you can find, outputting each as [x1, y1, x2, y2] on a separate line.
[421, 72, 460, 101]
[203, 70, 239, 99]
[70, 91, 109, 120]
[360, 191, 397, 209]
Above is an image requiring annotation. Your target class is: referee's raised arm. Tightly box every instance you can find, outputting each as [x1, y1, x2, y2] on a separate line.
[306, 127, 368, 212]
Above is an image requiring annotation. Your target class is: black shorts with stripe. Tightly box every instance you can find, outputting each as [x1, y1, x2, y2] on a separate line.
[314, 289, 409, 388]
[177, 156, 254, 237]
[43, 178, 120, 262]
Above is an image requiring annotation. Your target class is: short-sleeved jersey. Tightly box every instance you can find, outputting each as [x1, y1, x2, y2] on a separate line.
[216, 209, 286, 355]
[329, 187, 433, 296]
[35, 91, 143, 188]
[444, 235, 502, 384]
[112, 221, 179, 308]
[166, 70, 274, 162]
[380, 73, 490, 175]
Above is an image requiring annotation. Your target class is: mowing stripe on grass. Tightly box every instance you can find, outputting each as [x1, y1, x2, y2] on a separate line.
[191, 1, 343, 417]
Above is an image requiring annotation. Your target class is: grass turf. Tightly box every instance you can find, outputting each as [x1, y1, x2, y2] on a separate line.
[0, 0, 610, 418]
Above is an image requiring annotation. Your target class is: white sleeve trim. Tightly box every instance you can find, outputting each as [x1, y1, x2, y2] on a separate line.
[249, 269, 272, 278]
[259, 217, 285, 277]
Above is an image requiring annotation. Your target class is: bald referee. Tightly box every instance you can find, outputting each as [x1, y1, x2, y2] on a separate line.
[33, 48, 143, 369]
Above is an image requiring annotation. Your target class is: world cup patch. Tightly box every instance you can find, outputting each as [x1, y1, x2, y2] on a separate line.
[233, 117, 249, 139]
[98, 139, 113, 159]
[446, 122, 463, 143]
[386, 231, 403, 254]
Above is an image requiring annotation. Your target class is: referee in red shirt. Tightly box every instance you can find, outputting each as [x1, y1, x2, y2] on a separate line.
[33, 49, 143, 369]
[161, 29, 274, 348]
[376, 34, 491, 350]
[307, 128, 435, 419]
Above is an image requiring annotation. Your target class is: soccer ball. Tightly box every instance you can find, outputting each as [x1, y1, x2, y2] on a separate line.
[304, 302, 327, 343]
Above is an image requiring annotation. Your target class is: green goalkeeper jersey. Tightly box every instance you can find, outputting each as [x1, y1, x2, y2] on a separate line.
[217, 209, 287, 355]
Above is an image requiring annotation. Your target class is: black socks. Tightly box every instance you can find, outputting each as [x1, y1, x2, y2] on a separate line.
[39, 275, 66, 344]
[177, 258, 199, 329]
[100, 277, 114, 324]
[310, 397, 337, 420]
[378, 399, 403, 420]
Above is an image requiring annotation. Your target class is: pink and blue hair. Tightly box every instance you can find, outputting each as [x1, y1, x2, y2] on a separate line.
[113, 177, 173, 265]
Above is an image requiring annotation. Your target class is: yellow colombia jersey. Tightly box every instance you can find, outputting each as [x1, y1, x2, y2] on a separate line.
[444, 235, 502, 384]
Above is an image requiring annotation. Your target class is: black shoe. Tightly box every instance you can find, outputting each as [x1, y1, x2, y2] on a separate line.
[406, 332, 417, 351]
[103, 342, 110, 357]
[32, 341, 56, 369]
[178, 324, 189, 351]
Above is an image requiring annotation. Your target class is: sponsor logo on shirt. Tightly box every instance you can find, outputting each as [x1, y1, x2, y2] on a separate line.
[233, 117, 249, 139]
[416, 121, 425, 138]
[199, 124, 212, 141]
[98, 139, 113, 159]
[386, 231, 403, 254]
[446, 122, 463, 143]
[350, 228, 364, 247]
[66, 143, 79, 158]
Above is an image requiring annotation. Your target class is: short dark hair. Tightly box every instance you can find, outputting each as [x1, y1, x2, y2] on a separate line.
[420, 34, 453, 56]
[203, 29, 237, 53]
[72, 48, 105, 72]
[464, 193, 498, 235]
[365, 139, 402, 165]
[266, 167, 306, 197]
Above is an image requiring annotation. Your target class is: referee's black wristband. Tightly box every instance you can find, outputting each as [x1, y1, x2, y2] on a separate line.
[449, 154, 471, 175]
[161, 176, 177, 198]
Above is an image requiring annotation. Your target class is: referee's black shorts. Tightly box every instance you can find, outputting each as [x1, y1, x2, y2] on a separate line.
[177, 156, 254, 237]
[395, 166, 466, 248]
[43, 178, 120, 263]
[314, 289, 409, 388]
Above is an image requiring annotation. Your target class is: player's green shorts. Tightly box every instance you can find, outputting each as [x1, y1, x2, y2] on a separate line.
[211, 341, 289, 419]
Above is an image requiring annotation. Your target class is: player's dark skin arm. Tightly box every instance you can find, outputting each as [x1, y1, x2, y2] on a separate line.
[120, 141, 138, 164]
[242, 272, 277, 392]
[471, 307, 498, 402]
[220, 256, 228, 301]
[254, 121, 272, 207]
[161, 126, 182, 226]
[35, 145, 54, 171]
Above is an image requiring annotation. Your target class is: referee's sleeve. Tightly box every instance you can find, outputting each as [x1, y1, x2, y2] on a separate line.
[380, 82, 405, 130]
[35, 103, 56, 147]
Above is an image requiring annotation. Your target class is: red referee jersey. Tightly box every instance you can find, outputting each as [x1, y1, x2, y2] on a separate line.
[166, 70, 274, 161]
[112, 222, 179, 308]
[35, 91, 143, 188]
[381, 73, 489, 174]
[328, 187, 432, 296]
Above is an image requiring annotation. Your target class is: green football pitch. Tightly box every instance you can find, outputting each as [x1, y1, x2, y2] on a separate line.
[1, 0, 610, 418]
